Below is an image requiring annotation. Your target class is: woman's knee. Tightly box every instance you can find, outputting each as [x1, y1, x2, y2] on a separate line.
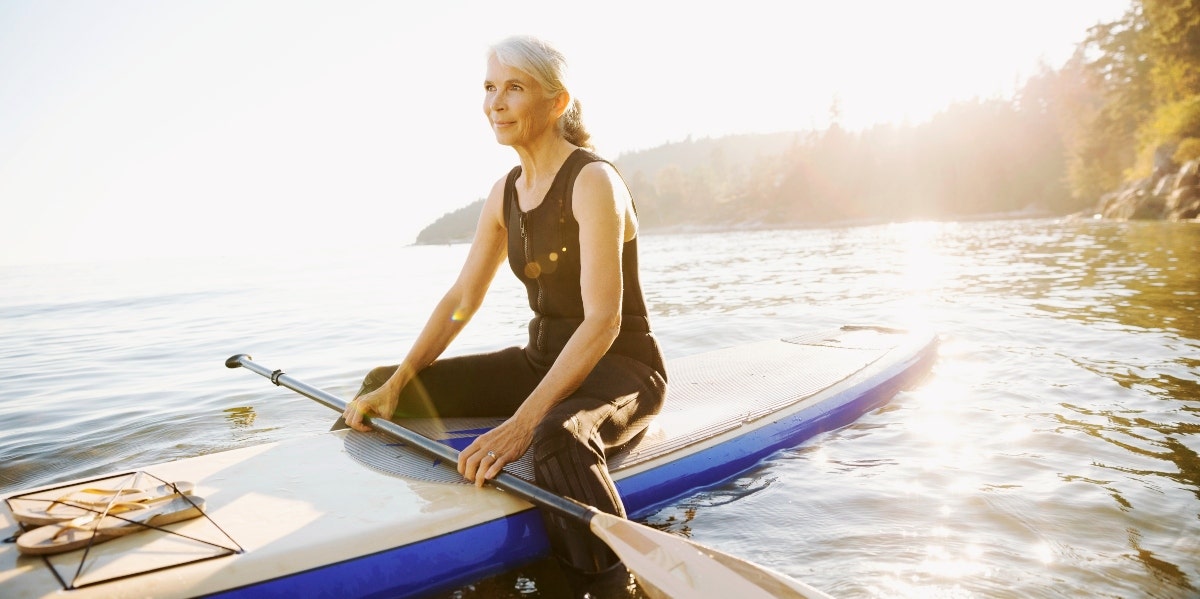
[533, 415, 580, 450]
[533, 415, 605, 468]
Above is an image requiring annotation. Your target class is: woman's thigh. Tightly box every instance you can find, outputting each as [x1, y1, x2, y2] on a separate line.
[359, 347, 543, 419]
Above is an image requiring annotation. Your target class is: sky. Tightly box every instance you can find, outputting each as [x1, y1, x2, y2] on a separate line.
[0, 0, 1132, 266]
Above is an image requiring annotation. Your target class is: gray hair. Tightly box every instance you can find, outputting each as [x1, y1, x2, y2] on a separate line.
[489, 35, 592, 149]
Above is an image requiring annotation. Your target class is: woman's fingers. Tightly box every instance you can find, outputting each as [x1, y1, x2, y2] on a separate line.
[457, 445, 482, 482]
[343, 397, 375, 432]
[458, 442, 506, 487]
[459, 418, 536, 485]
[482, 454, 507, 483]
[474, 449, 505, 487]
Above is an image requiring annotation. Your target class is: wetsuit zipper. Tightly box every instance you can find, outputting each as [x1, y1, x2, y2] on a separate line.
[520, 212, 545, 351]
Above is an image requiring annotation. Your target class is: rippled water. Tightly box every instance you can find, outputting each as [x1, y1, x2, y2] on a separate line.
[2, 219, 1197, 598]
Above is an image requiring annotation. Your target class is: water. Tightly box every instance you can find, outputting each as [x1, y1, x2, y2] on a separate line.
[2, 219, 1197, 598]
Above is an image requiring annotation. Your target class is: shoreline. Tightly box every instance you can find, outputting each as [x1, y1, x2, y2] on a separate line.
[411, 207, 1064, 247]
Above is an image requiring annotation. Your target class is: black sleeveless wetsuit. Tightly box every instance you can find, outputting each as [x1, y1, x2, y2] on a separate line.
[355, 149, 667, 573]
[505, 148, 666, 376]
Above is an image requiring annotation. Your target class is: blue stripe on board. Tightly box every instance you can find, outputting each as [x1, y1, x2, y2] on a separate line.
[202, 510, 548, 599]
[441, 437, 476, 451]
[445, 427, 495, 437]
[620, 342, 931, 518]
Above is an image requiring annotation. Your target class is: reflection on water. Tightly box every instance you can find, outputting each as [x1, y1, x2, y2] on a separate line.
[1013, 223, 1199, 335]
[2, 219, 1198, 598]
[223, 406, 257, 428]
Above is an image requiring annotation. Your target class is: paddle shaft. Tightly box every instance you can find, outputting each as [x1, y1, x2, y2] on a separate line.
[225, 354, 597, 526]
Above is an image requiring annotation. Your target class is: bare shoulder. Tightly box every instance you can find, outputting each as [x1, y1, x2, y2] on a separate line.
[574, 160, 638, 241]
[485, 174, 507, 204]
[574, 161, 629, 212]
[480, 175, 509, 226]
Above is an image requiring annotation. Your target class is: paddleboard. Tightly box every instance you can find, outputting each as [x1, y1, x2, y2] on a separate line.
[0, 325, 936, 598]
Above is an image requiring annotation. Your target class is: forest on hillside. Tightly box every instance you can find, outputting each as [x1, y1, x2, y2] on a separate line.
[418, 0, 1200, 243]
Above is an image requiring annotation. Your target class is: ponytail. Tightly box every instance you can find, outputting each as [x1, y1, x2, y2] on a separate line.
[560, 98, 592, 149]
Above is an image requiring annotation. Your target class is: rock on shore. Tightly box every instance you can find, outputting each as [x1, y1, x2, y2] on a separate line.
[1097, 158, 1200, 221]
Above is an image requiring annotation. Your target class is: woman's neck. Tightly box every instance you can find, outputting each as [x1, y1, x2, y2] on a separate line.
[514, 136, 578, 187]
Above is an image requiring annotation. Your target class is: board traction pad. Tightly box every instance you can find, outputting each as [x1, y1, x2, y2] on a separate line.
[345, 327, 894, 484]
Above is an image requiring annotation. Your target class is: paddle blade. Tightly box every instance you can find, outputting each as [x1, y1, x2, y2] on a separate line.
[588, 512, 832, 599]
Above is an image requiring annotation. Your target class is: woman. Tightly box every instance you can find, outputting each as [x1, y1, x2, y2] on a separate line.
[342, 35, 667, 579]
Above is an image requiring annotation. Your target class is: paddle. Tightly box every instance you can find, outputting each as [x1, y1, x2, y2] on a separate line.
[226, 354, 832, 599]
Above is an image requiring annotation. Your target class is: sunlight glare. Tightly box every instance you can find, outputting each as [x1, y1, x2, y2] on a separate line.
[883, 221, 952, 330]
[898, 221, 950, 293]
[877, 540, 994, 597]
[1000, 424, 1034, 443]
[905, 376, 969, 444]
[919, 542, 994, 580]
[900, 479, 928, 497]
[1033, 542, 1055, 564]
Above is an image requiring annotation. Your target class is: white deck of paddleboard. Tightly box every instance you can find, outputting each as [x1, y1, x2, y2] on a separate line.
[345, 327, 894, 483]
[0, 326, 926, 599]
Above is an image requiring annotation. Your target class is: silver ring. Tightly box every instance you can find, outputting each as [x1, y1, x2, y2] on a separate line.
[486, 451, 497, 459]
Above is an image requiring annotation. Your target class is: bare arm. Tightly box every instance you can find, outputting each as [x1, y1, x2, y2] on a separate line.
[460, 162, 630, 484]
[344, 176, 509, 430]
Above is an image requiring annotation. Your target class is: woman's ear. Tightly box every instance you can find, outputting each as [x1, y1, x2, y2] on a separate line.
[552, 91, 571, 119]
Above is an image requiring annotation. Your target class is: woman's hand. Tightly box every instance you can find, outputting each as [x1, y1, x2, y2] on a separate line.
[458, 414, 536, 487]
[343, 382, 400, 432]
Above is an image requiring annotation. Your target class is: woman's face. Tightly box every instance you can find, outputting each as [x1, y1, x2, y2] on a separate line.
[483, 55, 561, 147]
